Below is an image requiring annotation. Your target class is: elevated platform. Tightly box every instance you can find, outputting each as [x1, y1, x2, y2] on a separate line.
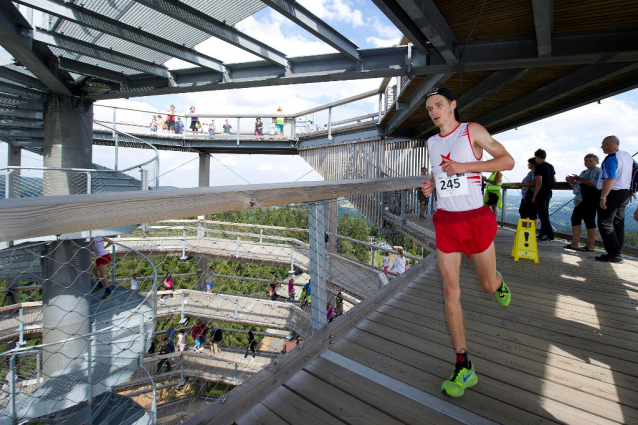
[222, 229, 638, 425]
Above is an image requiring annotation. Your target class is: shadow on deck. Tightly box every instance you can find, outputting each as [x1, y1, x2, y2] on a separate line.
[197, 228, 638, 425]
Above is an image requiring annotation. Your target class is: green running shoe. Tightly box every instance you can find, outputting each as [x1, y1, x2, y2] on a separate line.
[495, 268, 510, 307]
[441, 362, 478, 397]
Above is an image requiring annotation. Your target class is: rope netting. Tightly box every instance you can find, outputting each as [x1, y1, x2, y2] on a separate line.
[0, 196, 429, 424]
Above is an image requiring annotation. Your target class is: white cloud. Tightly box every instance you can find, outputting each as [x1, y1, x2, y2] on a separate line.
[219, 156, 237, 167]
[366, 36, 399, 48]
[257, 164, 276, 171]
[297, 0, 364, 28]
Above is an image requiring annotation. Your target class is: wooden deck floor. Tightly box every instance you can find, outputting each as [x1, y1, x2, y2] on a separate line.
[232, 229, 638, 425]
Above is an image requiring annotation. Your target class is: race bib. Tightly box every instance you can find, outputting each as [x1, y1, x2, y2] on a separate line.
[436, 173, 469, 198]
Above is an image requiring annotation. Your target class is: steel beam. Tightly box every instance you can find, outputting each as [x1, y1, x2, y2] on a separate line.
[0, 0, 71, 94]
[132, 0, 288, 67]
[0, 93, 44, 110]
[532, 0, 553, 57]
[395, 0, 458, 63]
[491, 73, 638, 135]
[0, 128, 43, 138]
[58, 57, 127, 84]
[0, 65, 48, 90]
[413, 68, 532, 137]
[0, 80, 47, 100]
[86, 27, 638, 100]
[0, 118, 43, 128]
[476, 62, 638, 129]
[370, 0, 430, 54]
[14, 0, 225, 72]
[386, 73, 453, 133]
[33, 29, 172, 78]
[0, 108, 43, 120]
[261, 0, 359, 61]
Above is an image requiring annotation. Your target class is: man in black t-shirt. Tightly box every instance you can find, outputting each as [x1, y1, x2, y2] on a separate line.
[532, 149, 556, 241]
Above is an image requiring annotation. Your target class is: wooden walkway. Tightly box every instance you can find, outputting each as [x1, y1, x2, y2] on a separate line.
[226, 229, 638, 425]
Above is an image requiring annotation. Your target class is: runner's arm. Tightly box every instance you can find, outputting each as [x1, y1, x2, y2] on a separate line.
[441, 123, 514, 174]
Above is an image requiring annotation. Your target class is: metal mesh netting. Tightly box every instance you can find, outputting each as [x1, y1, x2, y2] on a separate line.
[0, 198, 427, 424]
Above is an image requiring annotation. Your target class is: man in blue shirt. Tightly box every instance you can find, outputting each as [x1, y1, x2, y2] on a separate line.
[596, 135, 636, 263]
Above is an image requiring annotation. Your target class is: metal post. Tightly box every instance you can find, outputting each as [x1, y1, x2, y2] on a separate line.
[259, 229, 263, 244]
[234, 299, 238, 320]
[400, 190, 407, 228]
[141, 169, 148, 232]
[288, 308, 293, 338]
[87, 335, 92, 404]
[289, 243, 295, 274]
[111, 244, 116, 285]
[327, 107, 333, 140]
[233, 364, 237, 385]
[36, 352, 41, 388]
[113, 109, 118, 171]
[155, 158, 159, 190]
[86, 171, 91, 195]
[371, 248, 376, 266]
[18, 308, 24, 347]
[181, 229, 187, 259]
[139, 314, 146, 367]
[378, 92, 383, 122]
[501, 187, 507, 226]
[236, 117, 240, 146]
[179, 292, 185, 323]
[236, 236, 240, 258]
[308, 202, 327, 334]
[5, 169, 12, 199]
[9, 354, 15, 421]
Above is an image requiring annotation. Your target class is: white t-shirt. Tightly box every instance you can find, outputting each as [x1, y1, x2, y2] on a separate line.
[130, 278, 139, 291]
[390, 255, 406, 274]
[205, 270, 214, 283]
[177, 333, 185, 345]
[597, 150, 636, 191]
[269, 123, 276, 135]
[382, 256, 390, 267]
[92, 236, 108, 257]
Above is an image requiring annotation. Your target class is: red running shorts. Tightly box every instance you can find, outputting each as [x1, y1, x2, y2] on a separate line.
[433, 206, 497, 258]
[95, 254, 112, 266]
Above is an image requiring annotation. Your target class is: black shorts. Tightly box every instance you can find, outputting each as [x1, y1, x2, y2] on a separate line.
[417, 190, 428, 203]
[485, 191, 499, 206]
[166, 119, 175, 130]
[571, 200, 597, 229]
[519, 201, 537, 220]
[190, 121, 199, 131]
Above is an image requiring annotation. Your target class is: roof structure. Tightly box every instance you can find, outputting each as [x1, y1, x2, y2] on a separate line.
[1, 0, 638, 146]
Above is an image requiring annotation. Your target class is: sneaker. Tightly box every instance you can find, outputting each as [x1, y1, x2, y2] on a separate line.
[92, 283, 105, 292]
[495, 269, 510, 307]
[419, 214, 425, 219]
[441, 362, 478, 397]
[102, 289, 112, 300]
[595, 254, 623, 263]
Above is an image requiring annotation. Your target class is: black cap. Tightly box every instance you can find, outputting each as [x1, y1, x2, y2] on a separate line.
[426, 87, 460, 122]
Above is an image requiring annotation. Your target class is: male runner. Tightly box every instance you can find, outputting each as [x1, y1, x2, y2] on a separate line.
[421, 87, 514, 397]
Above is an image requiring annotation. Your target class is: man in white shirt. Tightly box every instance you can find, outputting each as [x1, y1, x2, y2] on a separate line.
[130, 273, 139, 291]
[205, 266, 215, 300]
[596, 135, 637, 263]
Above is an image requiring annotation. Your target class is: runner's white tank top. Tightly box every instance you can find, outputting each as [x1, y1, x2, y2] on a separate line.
[92, 236, 108, 257]
[427, 122, 483, 212]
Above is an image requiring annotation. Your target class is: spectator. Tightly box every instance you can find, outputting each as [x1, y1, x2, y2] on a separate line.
[269, 119, 276, 139]
[596, 136, 636, 263]
[161, 272, 173, 291]
[300, 280, 311, 310]
[223, 119, 233, 135]
[166, 323, 176, 344]
[389, 247, 406, 275]
[156, 115, 165, 134]
[210, 327, 223, 355]
[189, 106, 200, 134]
[288, 278, 295, 301]
[91, 236, 113, 299]
[532, 149, 556, 241]
[335, 291, 343, 317]
[515, 158, 538, 228]
[166, 105, 177, 134]
[208, 120, 216, 137]
[307, 121, 314, 133]
[150, 115, 158, 132]
[192, 319, 205, 353]
[327, 302, 333, 323]
[565, 154, 601, 252]
[177, 330, 185, 352]
[175, 118, 185, 134]
[147, 338, 156, 356]
[417, 166, 429, 219]
[155, 337, 174, 375]
[205, 266, 215, 300]
[244, 331, 257, 359]
[255, 117, 263, 139]
[383, 252, 390, 276]
[482, 170, 503, 218]
[276, 107, 284, 137]
[130, 273, 139, 292]
[323, 124, 328, 130]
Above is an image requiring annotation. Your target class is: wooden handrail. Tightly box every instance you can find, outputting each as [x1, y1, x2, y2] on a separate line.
[0, 177, 425, 242]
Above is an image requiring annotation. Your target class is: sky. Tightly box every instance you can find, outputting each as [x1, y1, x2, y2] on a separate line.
[2, 0, 638, 189]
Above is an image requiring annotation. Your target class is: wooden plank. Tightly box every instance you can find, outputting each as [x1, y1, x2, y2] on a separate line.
[377, 303, 638, 391]
[345, 325, 621, 425]
[366, 310, 638, 412]
[0, 176, 427, 242]
[330, 333, 555, 425]
[260, 386, 343, 425]
[186, 252, 437, 425]
[234, 402, 288, 425]
[305, 356, 462, 425]
[284, 369, 403, 425]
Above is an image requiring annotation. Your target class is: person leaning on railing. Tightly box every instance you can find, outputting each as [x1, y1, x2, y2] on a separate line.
[482, 170, 502, 219]
[564, 154, 601, 252]
[515, 157, 538, 228]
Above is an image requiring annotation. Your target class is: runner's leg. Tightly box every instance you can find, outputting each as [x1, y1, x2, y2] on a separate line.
[470, 242, 502, 294]
[438, 250, 465, 352]
[98, 263, 109, 288]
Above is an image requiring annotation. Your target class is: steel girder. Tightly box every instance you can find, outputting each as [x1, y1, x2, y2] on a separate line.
[531, 0, 554, 57]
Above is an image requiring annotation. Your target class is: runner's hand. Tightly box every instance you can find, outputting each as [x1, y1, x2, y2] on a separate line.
[422, 180, 434, 197]
[441, 158, 467, 175]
